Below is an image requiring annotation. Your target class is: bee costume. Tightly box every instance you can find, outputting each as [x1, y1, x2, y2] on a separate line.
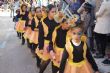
[16, 4, 29, 33]
[59, 39, 99, 73]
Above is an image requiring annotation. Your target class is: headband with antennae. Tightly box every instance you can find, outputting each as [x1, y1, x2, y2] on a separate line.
[66, 9, 73, 18]
[63, 5, 69, 13]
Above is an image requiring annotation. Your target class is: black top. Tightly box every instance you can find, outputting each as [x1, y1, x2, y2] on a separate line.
[72, 41, 84, 62]
[43, 17, 59, 41]
[38, 17, 59, 51]
[30, 17, 44, 49]
[31, 17, 41, 31]
[38, 21, 44, 49]
[25, 18, 32, 27]
[19, 11, 29, 20]
[59, 41, 99, 73]
[17, 11, 29, 28]
[55, 27, 68, 48]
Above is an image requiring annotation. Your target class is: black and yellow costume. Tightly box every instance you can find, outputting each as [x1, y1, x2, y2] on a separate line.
[59, 39, 99, 73]
[23, 12, 33, 48]
[16, 7, 29, 45]
[51, 26, 69, 73]
[36, 16, 59, 61]
[30, 15, 44, 67]
[35, 16, 59, 73]
[16, 11, 29, 33]
[24, 12, 32, 39]
[29, 16, 41, 53]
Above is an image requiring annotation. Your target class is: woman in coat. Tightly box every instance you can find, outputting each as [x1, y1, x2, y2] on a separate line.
[94, 0, 110, 60]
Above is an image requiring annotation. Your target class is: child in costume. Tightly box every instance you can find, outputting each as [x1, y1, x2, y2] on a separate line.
[59, 22, 100, 73]
[29, 7, 43, 67]
[51, 18, 70, 73]
[16, 4, 29, 45]
[14, 9, 20, 38]
[23, 10, 34, 48]
[42, 6, 47, 18]
[36, 4, 59, 73]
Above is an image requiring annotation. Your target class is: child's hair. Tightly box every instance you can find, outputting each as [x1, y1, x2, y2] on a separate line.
[34, 6, 41, 12]
[42, 6, 46, 9]
[42, 6, 47, 11]
[16, 9, 20, 13]
[21, 4, 27, 10]
[70, 21, 84, 32]
[61, 18, 67, 23]
[46, 4, 55, 13]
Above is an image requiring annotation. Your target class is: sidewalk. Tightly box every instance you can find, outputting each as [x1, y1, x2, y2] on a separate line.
[0, 9, 15, 17]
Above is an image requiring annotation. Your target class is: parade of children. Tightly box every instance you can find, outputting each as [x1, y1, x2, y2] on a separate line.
[12, 0, 110, 73]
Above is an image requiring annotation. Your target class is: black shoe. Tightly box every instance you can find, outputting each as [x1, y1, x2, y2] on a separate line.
[19, 37, 21, 39]
[36, 56, 41, 68]
[27, 43, 30, 48]
[102, 59, 110, 65]
[94, 54, 104, 58]
[36, 62, 40, 68]
[31, 50, 36, 58]
[21, 42, 25, 45]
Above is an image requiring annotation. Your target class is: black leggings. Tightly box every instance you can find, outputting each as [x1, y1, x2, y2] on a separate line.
[52, 63, 59, 73]
[32, 43, 38, 52]
[94, 33, 107, 56]
[21, 33, 25, 45]
[27, 39, 30, 48]
[36, 54, 41, 67]
[17, 32, 21, 39]
[39, 60, 59, 73]
[39, 60, 50, 73]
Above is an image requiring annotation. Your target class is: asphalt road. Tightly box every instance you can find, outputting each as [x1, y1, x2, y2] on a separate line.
[0, 16, 51, 73]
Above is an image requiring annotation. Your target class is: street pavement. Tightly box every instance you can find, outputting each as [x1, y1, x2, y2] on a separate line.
[0, 16, 51, 73]
[0, 16, 110, 73]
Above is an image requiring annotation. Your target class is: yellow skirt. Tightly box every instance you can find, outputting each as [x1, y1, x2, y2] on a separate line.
[29, 31, 39, 44]
[23, 27, 32, 39]
[36, 40, 50, 61]
[64, 60, 94, 73]
[16, 20, 26, 33]
[35, 48, 43, 59]
[52, 46, 64, 68]
[16, 22, 19, 31]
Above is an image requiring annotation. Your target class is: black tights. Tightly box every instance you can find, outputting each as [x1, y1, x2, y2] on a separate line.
[32, 43, 38, 52]
[21, 33, 25, 45]
[36, 54, 41, 68]
[39, 60, 59, 73]
[17, 32, 21, 39]
[52, 63, 59, 73]
[39, 60, 50, 73]
[27, 39, 30, 48]
[29, 43, 38, 54]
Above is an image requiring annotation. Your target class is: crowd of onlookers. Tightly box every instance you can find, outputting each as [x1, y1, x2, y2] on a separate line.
[78, 0, 110, 65]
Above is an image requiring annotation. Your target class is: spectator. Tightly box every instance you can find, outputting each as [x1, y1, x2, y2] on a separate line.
[78, 2, 96, 53]
[94, 0, 110, 61]
[69, 0, 81, 14]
